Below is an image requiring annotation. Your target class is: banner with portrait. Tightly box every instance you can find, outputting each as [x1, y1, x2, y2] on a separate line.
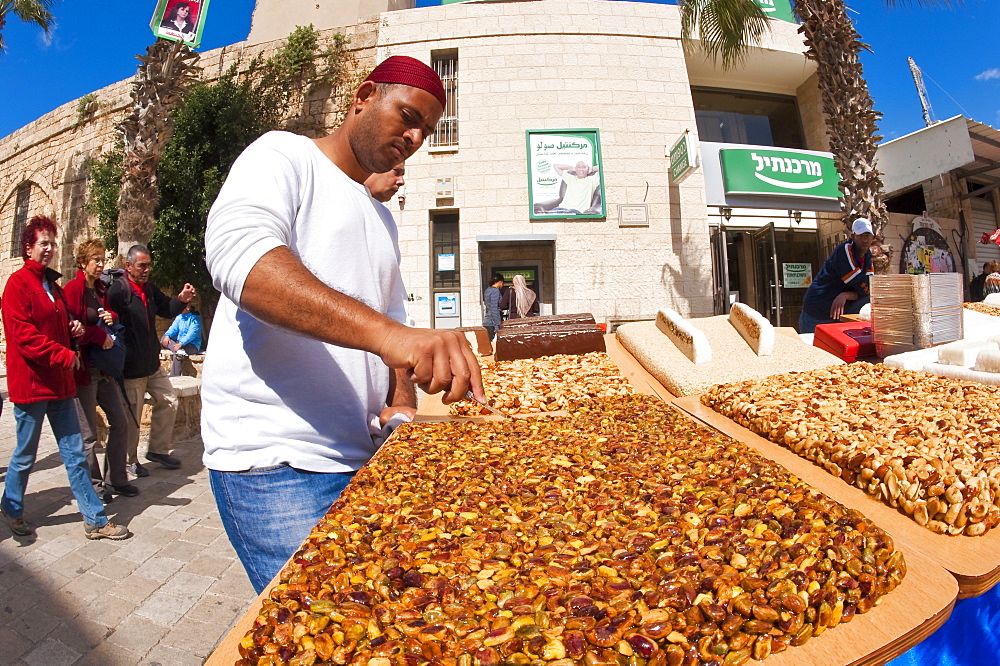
[526, 129, 606, 220]
[150, 0, 209, 48]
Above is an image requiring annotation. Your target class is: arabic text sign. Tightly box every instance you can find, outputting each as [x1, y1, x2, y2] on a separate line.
[719, 148, 841, 201]
[526, 129, 605, 219]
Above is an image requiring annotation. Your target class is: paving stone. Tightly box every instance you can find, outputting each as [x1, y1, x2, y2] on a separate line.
[184, 592, 250, 627]
[159, 615, 227, 657]
[153, 537, 206, 564]
[36, 532, 85, 560]
[20, 636, 81, 666]
[0, 625, 33, 662]
[108, 574, 162, 605]
[135, 590, 197, 626]
[51, 616, 114, 653]
[87, 555, 140, 580]
[178, 524, 223, 546]
[207, 565, 255, 599]
[141, 642, 205, 666]
[180, 553, 231, 578]
[155, 511, 200, 533]
[132, 555, 184, 581]
[8, 603, 60, 642]
[82, 592, 138, 628]
[79, 642, 143, 666]
[159, 571, 214, 600]
[106, 614, 168, 655]
[0, 560, 31, 592]
[60, 571, 114, 606]
[49, 550, 97, 578]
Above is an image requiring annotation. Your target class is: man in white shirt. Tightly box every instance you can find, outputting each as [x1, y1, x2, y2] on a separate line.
[552, 161, 601, 213]
[204, 56, 483, 593]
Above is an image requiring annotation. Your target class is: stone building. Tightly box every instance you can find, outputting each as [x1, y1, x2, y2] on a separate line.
[2, 0, 883, 333]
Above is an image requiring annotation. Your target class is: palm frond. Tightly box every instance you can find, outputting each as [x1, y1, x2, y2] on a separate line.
[678, 0, 770, 70]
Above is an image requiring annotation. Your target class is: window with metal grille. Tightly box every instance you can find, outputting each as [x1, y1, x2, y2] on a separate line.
[430, 50, 458, 148]
[10, 182, 31, 257]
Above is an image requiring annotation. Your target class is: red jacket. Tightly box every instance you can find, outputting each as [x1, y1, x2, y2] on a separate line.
[62, 270, 116, 387]
[1, 259, 78, 403]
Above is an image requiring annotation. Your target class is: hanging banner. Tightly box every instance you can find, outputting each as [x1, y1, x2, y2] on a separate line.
[150, 0, 209, 48]
[753, 0, 797, 23]
[526, 129, 606, 220]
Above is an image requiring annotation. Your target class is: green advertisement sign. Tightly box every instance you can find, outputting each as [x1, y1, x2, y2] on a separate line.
[150, 0, 209, 48]
[753, 0, 796, 23]
[719, 148, 841, 201]
[669, 132, 695, 183]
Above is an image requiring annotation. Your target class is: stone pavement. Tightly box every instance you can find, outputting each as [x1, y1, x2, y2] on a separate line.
[0, 374, 258, 665]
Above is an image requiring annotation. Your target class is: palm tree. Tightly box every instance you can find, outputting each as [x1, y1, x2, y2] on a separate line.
[679, 0, 952, 237]
[0, 0, 57, 52]
[116, 39, 200, 261]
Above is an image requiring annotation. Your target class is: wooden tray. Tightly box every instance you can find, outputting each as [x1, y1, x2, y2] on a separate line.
[208, 546, 954, 666]
[674, 396, 1000, 598]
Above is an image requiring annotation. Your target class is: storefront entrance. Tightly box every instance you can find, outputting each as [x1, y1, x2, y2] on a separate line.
[477, 238, 556, 317]
[712, 223, 820, 328]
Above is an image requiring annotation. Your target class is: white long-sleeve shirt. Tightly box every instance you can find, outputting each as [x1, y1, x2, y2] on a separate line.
[202, 131, 408, 472]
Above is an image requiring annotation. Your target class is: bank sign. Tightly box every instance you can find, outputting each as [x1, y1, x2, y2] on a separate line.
[719, 148, 841, 201]
[753, 0, 796, 23]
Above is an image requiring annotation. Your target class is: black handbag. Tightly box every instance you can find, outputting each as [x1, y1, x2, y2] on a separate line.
[89, 320, 127, 379]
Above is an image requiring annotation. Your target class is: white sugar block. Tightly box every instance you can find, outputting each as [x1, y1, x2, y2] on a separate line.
[975, 348, 1000, 373]
[985, 293, 1000, 306]
[728, 302, 774, 356]
[655, 308, 712, 364]
[923, 363, 1000, 387]
[937, 341, 993, 367]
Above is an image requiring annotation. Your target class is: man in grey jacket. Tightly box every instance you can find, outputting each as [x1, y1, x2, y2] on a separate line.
[482, 273, 504, 340]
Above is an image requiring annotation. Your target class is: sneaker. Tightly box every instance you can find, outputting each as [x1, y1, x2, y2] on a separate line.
[128, 462, 149, 478]
[110, 483, 140, 497]
[84, 521, 131, 540]
[1, 507, 31, 537]
[145, 452, 181, 469]
[101, 490, 114, 505]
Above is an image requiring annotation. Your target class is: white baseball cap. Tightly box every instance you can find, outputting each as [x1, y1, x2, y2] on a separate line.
[851, 218, 874, 236]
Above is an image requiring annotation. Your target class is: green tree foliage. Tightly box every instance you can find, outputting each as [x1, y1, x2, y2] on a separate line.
[150, 71, 285, 319]
[86, 25, 355, 324]
[0, 0, 56, 53]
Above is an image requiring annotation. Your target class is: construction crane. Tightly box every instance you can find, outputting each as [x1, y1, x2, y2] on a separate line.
[908, 57, 936, 127]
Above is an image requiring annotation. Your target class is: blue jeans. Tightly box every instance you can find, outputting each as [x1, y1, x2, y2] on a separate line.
[1, 398, 108, 527]
[210, 465, 355, 594]
[798, 310, 837, 335]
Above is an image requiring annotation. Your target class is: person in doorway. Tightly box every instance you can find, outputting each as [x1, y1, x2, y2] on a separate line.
[0, 216, 130, 540]
[969, 262, 991, 302]
[364, 162, 405, 204]
[106, 245, 196, 478]
[798, 217, 875, 334]
[204, 55, 484, 593]
[63, 238, 137, 502]
[500, 273, 539, 320]
[482, 273, 505, 340]
[160, 303, 203, 376]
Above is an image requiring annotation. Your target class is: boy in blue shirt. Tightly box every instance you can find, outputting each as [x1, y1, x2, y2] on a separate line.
[160, 304, 203, 375]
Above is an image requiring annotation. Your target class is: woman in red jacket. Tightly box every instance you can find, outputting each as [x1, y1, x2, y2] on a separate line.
[64, 238, 137, 502]
[0, 216, 129, 540]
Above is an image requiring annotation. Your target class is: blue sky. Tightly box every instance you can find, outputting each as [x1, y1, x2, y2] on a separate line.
[0, 0, 997, 141]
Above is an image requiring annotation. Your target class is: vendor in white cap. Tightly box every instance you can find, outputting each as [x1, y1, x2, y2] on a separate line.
[798, 217, 875, 334]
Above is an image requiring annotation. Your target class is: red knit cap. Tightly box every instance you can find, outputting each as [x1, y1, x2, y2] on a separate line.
[364, 56, 447, 110]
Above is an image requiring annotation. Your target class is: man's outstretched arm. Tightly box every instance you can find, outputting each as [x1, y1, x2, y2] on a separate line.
[240, 246, 484, 403]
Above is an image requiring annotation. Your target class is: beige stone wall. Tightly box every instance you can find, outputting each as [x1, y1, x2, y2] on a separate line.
[380, 0, 724, 326]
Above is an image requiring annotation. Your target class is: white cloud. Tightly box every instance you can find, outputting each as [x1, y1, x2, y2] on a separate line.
[975, 68, 1000, 81]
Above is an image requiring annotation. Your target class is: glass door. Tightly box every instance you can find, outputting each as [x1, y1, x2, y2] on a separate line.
[710, 223, 730, 315]
[752, 223, 782, 326]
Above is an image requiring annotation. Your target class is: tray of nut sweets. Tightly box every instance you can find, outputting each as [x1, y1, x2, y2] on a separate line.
[675, 362, 1000, 597]
[418, 336, 675, 420]
[208, 394, 955, 666]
